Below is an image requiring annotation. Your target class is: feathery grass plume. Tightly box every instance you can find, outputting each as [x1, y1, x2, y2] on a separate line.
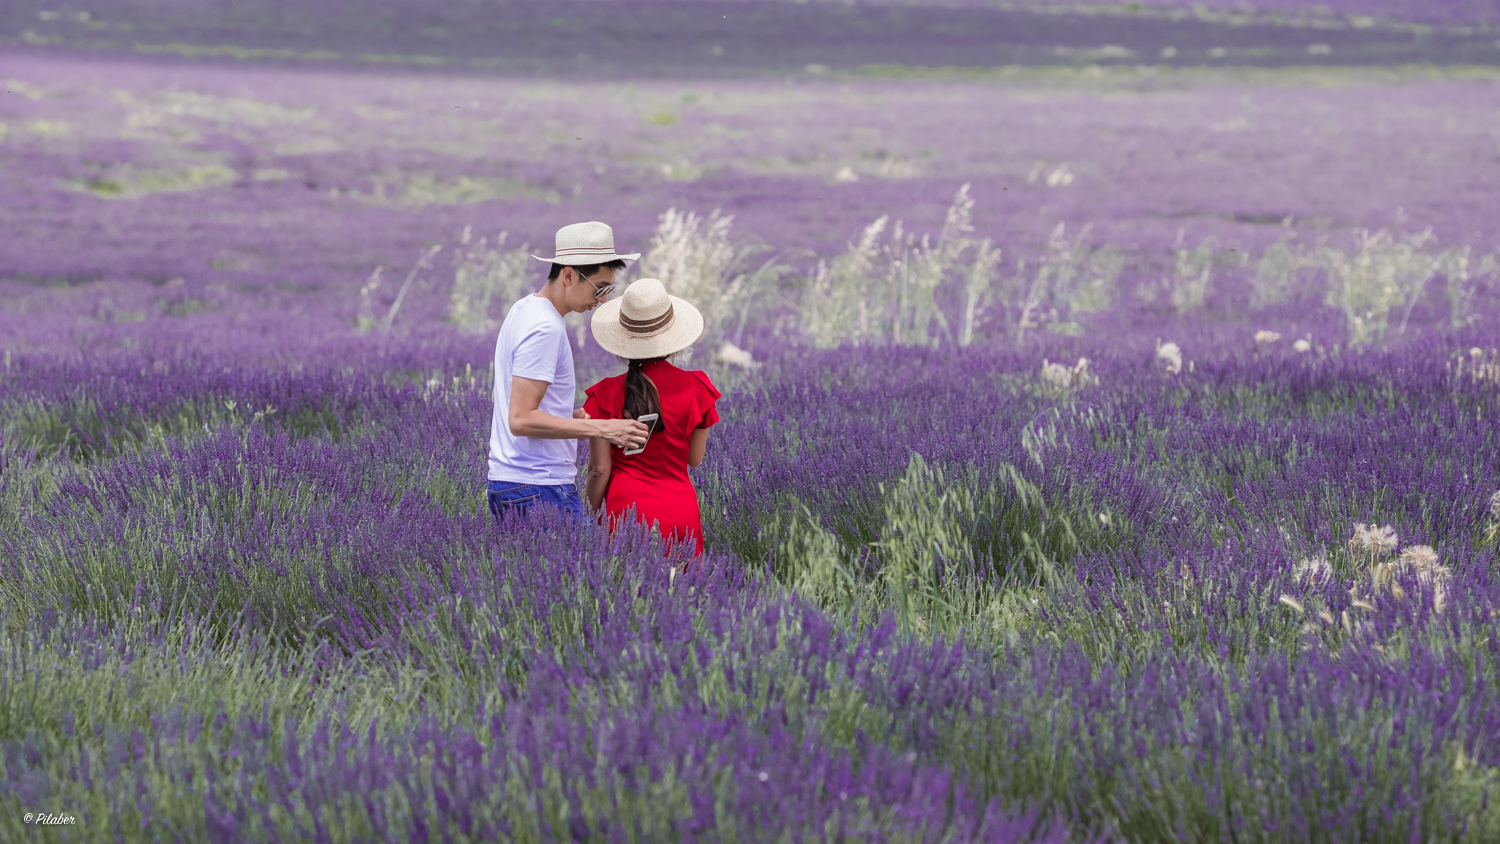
[805, 191, 1124, 350]
[639, 208, 786, 351]
[1156, 340, 1183, 375]
[1449, 347, 1500, 389]
[1254, 330, 1281, 344]
[1040, 222, 1123, 315]
[1320, 228, 1447, 346]
[1442, 246, 1476, 329]
[958, 237, 1001, 347]
[354, 265, 384, 333]
[802, 215, 887, 348]
[1039, 360, 1072, 390]
[382, 244, 443, 334]
[640, 208, 736, 313]
[801, 184, 984, 349]
[1008, 222, 1122, 347]
[1279, 587, 1362, 655]
[1292, 556, 1332, 586]
[886, 183, 979, 347]
[1442, 247, 1499, 329]
[1483, 491, 1500, 547]
[1292, 338, 1312, 353]
[883, 222, 947, 347]
[1167, 233, 1218, 315]
[1252, 238, 1310, 309]
[448, 228, 531, 334]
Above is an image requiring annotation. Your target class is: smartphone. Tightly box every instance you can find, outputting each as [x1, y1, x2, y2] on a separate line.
[623, 413, 659, 455]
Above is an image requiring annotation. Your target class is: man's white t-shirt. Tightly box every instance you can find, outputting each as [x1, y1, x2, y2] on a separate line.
[488, 294, 577, 485]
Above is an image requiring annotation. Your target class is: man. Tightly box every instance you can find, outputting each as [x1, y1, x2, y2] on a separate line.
[487, 221, 649, 520]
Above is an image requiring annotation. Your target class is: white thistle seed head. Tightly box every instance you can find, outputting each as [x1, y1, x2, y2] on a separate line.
[716, 342, 758, 370]
[1157, 342, 1183, 375]
[1351, 522, 1399, 558]
[1254, 330, 1281, 344]
[1396, 545, 1443, 578]
[1293, 339, 1312, 353]
[1040, 357, 1096, 390]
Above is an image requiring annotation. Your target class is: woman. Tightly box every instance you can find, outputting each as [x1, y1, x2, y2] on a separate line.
[583, 278, 720, 555]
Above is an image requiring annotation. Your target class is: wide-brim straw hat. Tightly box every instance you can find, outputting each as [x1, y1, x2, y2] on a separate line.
[531, 221, 641, 266]
[591, 278, 704, 359]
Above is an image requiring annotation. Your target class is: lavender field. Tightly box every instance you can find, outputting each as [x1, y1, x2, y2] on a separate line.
[4, 1, 1500, 840]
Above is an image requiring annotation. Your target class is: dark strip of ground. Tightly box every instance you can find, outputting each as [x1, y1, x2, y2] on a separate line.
[3, 0, 1498, 76]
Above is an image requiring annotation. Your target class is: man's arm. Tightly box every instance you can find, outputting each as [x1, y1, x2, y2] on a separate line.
[508, 376, 647, 449]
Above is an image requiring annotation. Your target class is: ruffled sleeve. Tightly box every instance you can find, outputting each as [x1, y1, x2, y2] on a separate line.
[690, 370, 722, 429]
[583, 376, 624, 421]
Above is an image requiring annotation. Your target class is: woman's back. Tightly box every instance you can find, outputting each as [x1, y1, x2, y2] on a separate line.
[584, 360, 720, 552]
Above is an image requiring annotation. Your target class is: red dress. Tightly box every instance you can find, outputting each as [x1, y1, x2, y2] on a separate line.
[584, 361, 721, 555]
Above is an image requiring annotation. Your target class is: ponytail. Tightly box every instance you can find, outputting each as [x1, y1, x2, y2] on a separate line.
[622, 357, 664, 420]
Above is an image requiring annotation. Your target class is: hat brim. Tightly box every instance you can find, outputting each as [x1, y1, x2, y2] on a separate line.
[531, 252, 641, 266]
[591, 293, 704, 359]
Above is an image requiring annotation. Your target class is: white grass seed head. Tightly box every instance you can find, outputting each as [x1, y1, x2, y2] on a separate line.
[1040, 359, 1072, 388]
[1292, 556, 1332, 586]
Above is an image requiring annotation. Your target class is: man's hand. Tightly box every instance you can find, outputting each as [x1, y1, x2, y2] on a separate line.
[599, 418, 649, 451]
[509, 377, 646, 445]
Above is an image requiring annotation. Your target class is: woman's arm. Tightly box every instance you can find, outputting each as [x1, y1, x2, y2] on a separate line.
[687, 427, 710, 468]
[586, 436, 613, 511]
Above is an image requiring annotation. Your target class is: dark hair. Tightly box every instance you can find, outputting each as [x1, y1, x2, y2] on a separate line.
[622, 356, 666, 420]
[547, 259, 628, 281]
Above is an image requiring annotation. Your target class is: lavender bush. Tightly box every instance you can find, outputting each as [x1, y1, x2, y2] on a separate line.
[5, 3, 1500, 841]
[6, 334, 1500, 841]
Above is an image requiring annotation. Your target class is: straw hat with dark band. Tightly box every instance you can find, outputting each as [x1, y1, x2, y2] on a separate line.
[531, 221, 641, 266]
[591, 278, 704, 359]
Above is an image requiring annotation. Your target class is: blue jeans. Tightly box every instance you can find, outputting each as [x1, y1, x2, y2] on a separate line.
[486, 480, 582, 522]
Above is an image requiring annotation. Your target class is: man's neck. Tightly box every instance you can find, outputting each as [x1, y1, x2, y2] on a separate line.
[533, 282, 569, 317]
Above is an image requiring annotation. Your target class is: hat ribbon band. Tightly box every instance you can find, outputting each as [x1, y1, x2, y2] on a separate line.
[621, 304, 674, 336]
[554, 245, 619, 257]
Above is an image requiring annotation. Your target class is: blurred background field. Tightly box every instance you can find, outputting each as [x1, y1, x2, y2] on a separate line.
[2, 0, 1499, 361]
[5, 2, 1500, 842]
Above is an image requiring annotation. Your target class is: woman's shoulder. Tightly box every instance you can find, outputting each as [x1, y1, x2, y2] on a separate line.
[584, 372, 627, 400]
[674, 366, 721, 401]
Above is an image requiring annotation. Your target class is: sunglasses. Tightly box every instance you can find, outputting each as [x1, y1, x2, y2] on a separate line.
[574, 268, 616, 300]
